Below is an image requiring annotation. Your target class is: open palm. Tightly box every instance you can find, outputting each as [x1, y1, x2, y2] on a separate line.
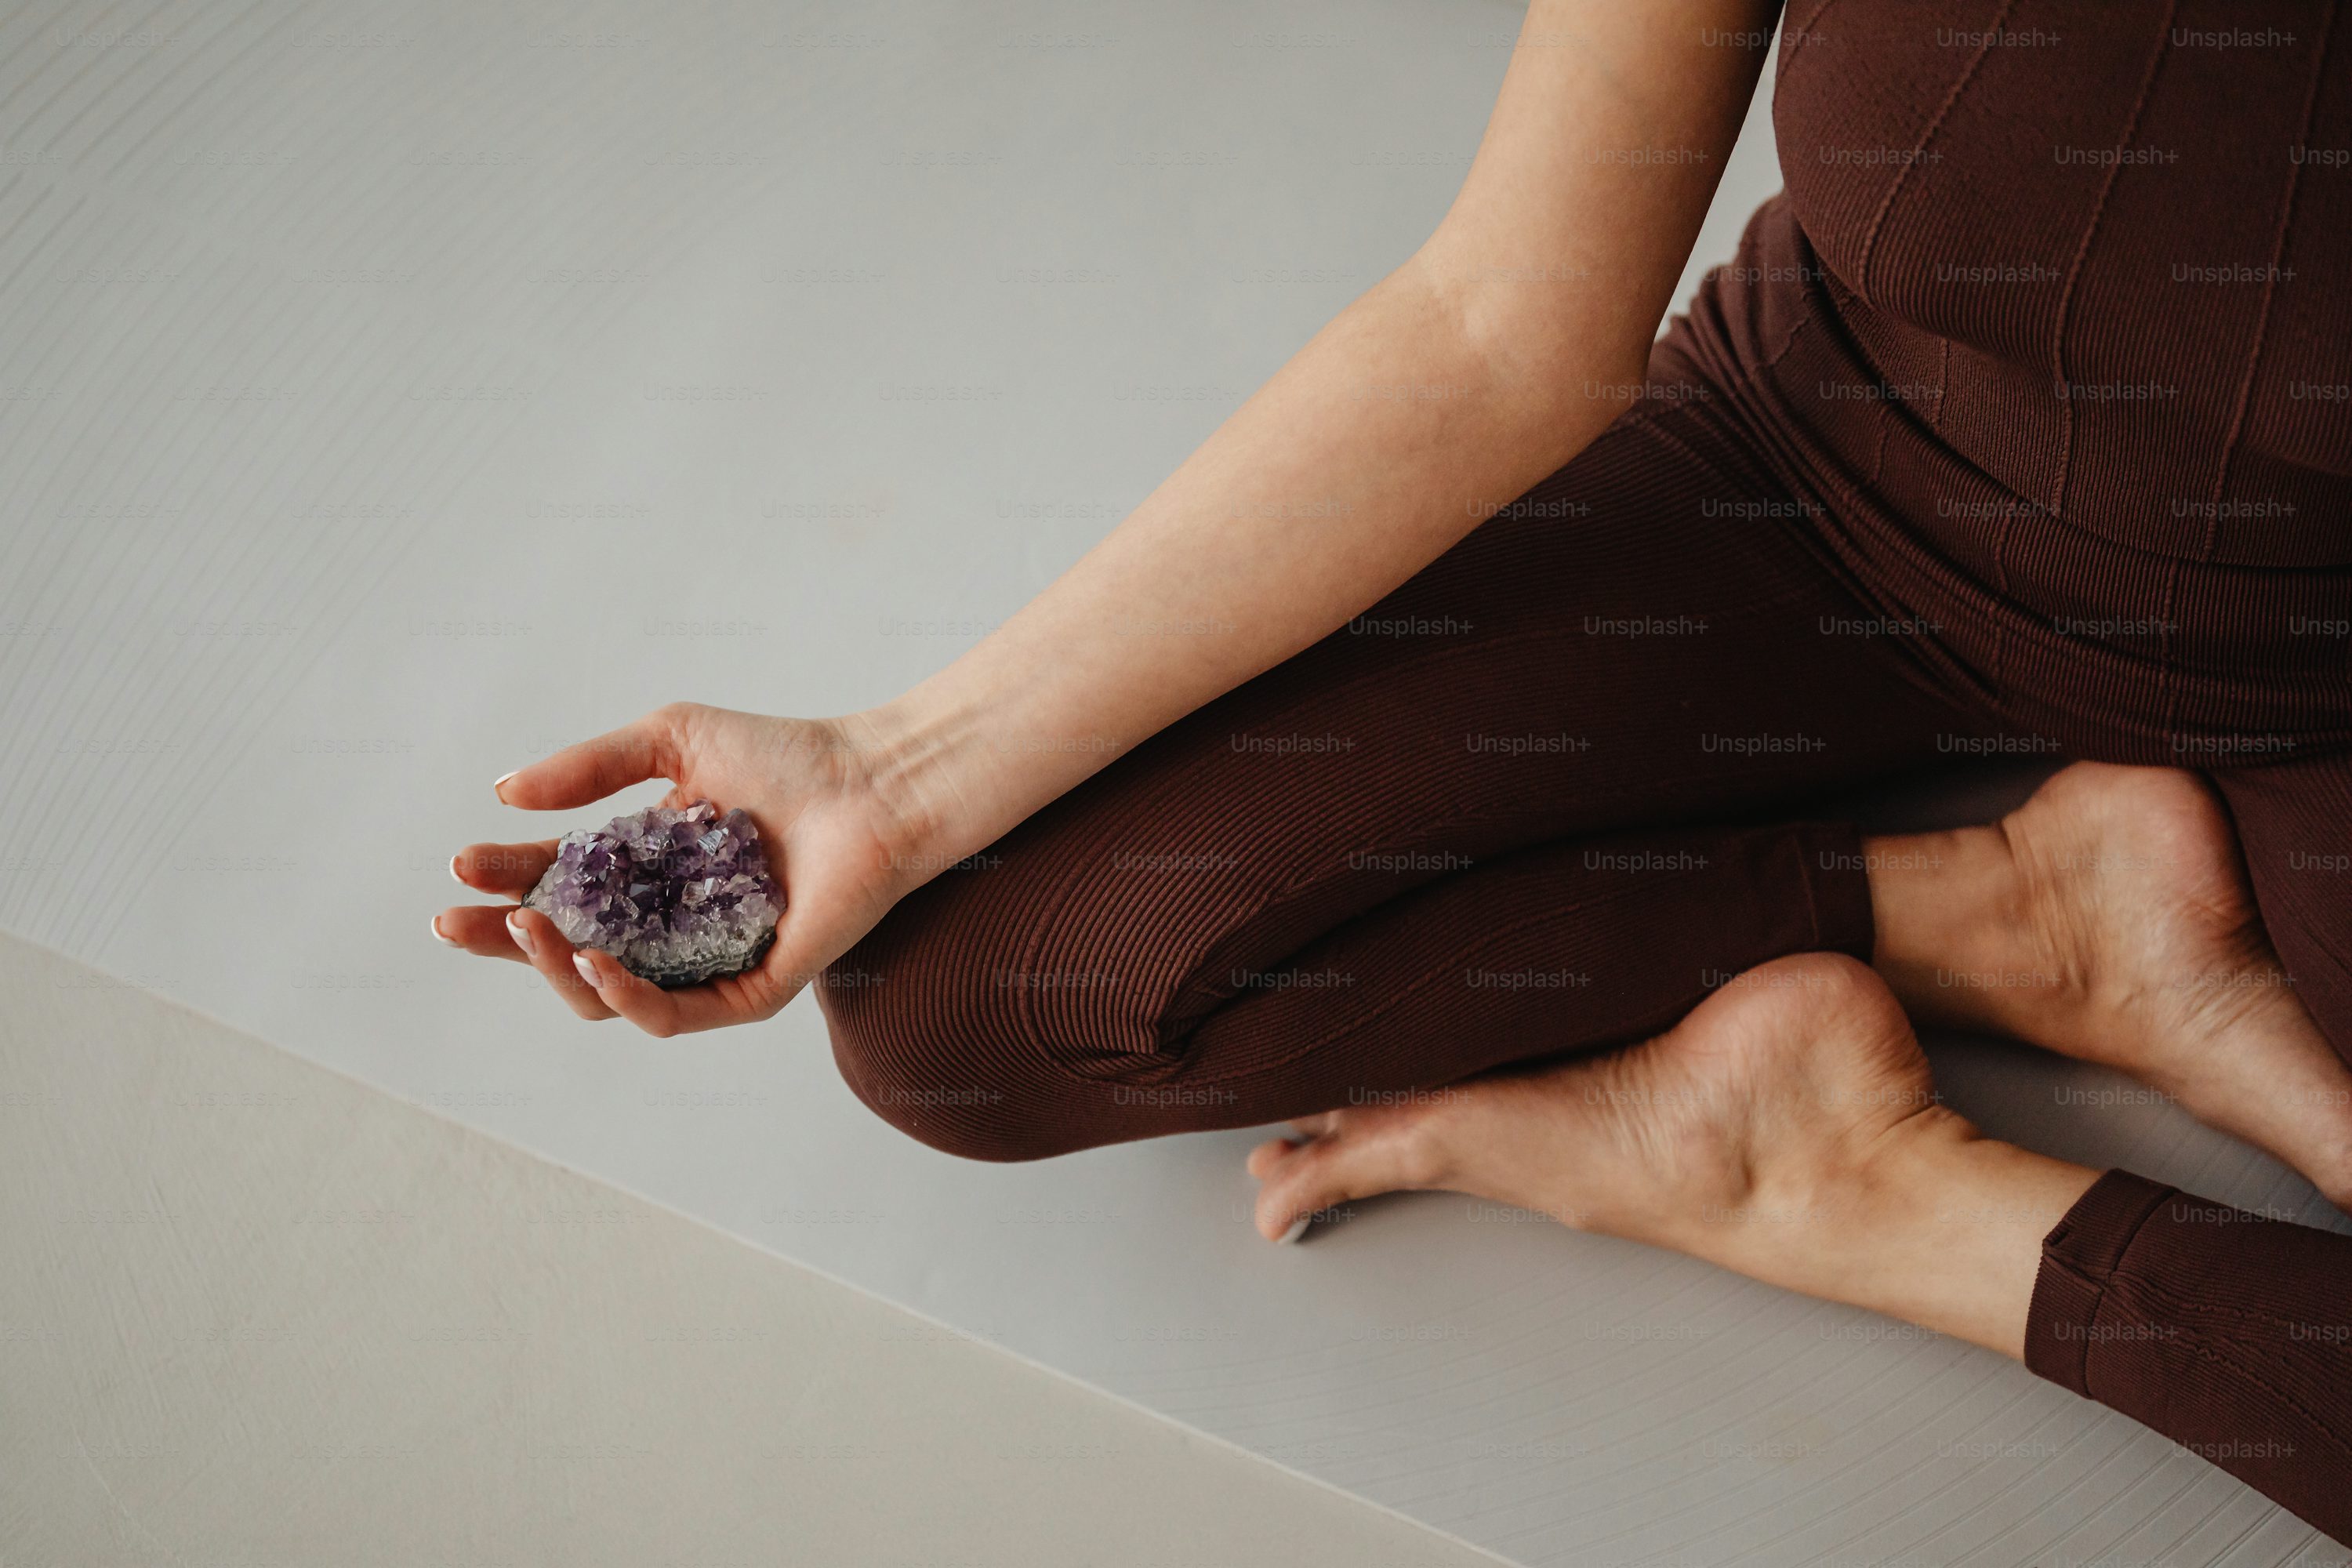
[435, 702, 933, 1036]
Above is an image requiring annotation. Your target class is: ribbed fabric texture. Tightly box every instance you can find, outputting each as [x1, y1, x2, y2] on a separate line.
[824, 370, 1934, 1160]
[829, 5, 2352, 1162]
[2028, 1171, 2352, 1542]
[1759, 0, 2352, 757]
[824, 5, 2352, 1534]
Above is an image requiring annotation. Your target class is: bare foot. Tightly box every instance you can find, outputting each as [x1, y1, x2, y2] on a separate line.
[1871, 762, 2352, 1207]
[1247, 955, 2096, 1357]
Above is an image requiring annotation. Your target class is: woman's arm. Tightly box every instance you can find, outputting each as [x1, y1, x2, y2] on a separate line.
[866, 0, 1780, 869]
[448, 1, 1781, 1033]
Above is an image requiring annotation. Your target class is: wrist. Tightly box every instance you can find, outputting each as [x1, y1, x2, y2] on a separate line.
[837, 699, 978, 885]
[855, 652, 1154, 884]
[850, 682, 1074, 891]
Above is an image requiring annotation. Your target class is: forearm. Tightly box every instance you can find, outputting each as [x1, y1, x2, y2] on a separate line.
[849, 0, 1776, 872]
[866, 256, 1641, 866]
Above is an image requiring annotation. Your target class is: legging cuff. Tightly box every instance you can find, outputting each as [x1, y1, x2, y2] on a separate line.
[1792, 820, 1877, 962]
[2021, 1169, 2176, 1394]
[2021, 1169, 2352, 1544]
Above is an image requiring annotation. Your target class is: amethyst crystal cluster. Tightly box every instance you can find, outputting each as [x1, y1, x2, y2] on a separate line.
[523, 801, 782, 987]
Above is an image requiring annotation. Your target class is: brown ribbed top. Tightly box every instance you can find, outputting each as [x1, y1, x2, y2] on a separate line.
[1661, 1, 2352, 750]
[1773, 0, 2350, 567]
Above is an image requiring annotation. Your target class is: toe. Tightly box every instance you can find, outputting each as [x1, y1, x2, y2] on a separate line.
[1247, 1136, 1301, 1180]
[1249, 1120, 1436, 1241]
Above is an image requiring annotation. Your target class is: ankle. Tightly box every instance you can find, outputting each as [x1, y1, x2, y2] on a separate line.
[1841, 1120, 2099, 1358]
[1687, 1099, 1953, 1301]
[1718, 1105, 2098, 1359]
[1867, 823, 2080, 1038]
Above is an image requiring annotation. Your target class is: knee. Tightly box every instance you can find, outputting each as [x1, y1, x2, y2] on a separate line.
[818, 955, 1123, 1164]
[817, 844, 1218, 1160]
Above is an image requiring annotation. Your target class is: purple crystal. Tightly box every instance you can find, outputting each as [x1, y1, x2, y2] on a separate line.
[522, 801, 782, 988]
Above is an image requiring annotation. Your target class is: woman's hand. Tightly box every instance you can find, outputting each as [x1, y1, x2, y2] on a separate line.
[434, 702, 942, 1036]
[434, 0, 1784, 1036]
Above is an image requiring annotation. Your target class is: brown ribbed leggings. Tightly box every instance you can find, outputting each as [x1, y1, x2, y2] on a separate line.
[819, 336, 2352, 1540]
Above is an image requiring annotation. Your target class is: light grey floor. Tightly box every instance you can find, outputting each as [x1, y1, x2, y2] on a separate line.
[2, 932, 1507, 1566]
[2, 4, 2343, 1563]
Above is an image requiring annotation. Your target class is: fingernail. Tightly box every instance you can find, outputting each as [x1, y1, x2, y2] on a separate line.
[572, 952, 599, 986]
[430, 915, 459, 948]
[448, 854, 466, 886]
[1278, 1214, 1312, 1245]
[492, 769, 519, 802]
[506, 913, 535, 956]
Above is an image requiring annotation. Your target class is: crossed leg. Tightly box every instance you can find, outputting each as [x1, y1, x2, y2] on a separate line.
[1240, 941, 2352, 1543]
[820, 373, 1980, 1160]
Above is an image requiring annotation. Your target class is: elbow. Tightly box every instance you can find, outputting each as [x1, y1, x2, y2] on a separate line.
[1397, 241, 1653, 448]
